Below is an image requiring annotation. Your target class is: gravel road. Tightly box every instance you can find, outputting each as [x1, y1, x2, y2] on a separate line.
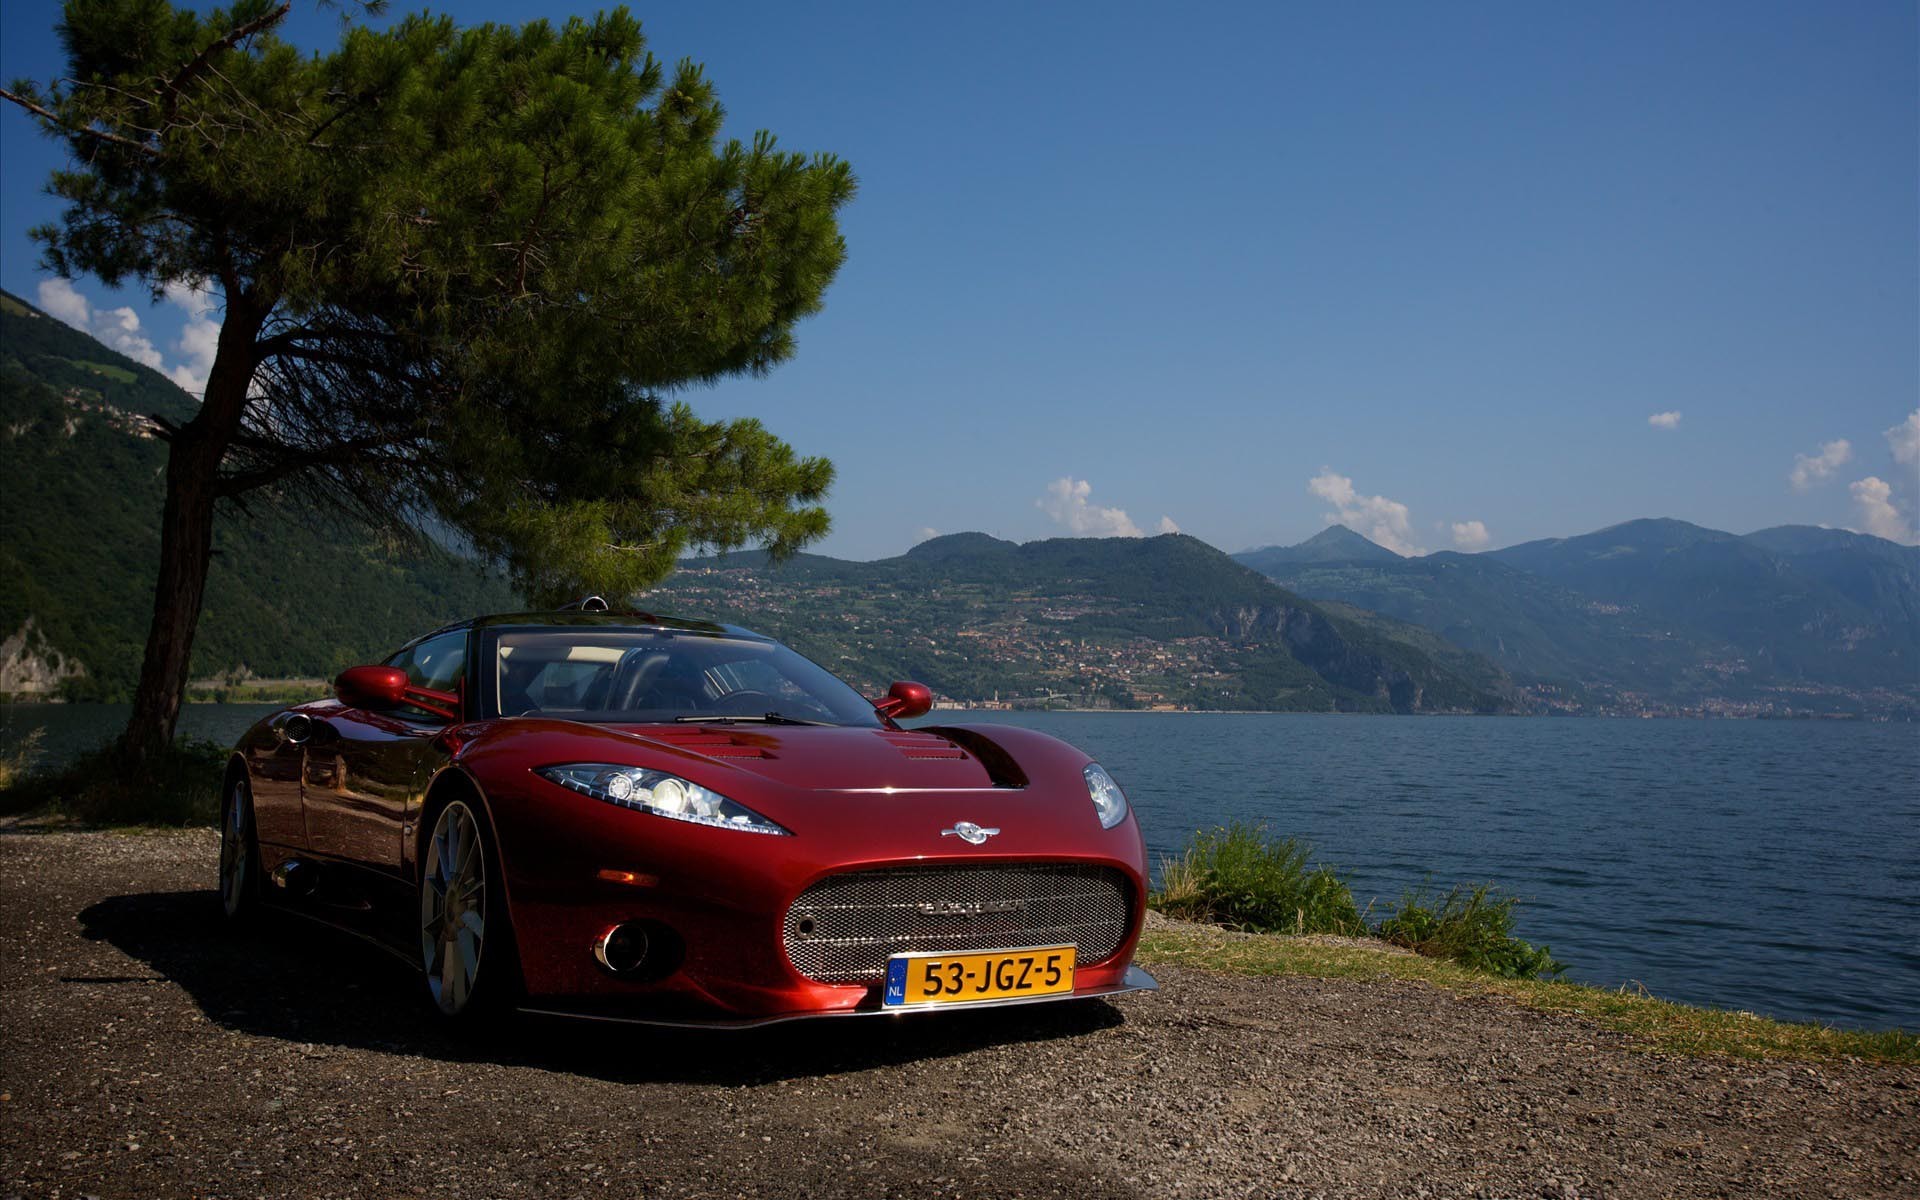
[2, 827, 1914, 1199]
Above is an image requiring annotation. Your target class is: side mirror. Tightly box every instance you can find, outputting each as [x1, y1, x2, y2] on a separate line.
[874, 681, 933, 721]
[336, 665, 408, 710]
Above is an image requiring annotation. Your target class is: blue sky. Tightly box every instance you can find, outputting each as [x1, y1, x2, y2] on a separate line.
[3, 1, 1915, 558]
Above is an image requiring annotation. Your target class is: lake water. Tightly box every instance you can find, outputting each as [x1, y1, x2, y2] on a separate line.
[6, 704, 1916, 1031]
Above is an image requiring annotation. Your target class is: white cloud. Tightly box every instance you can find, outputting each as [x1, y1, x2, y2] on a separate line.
[1851, 477, 1917, 545]
[161, 279, 217, 321]
[161, 280, 221, 395]
[913, 526, 939, 544]
[1647, 410, 1682, 430]
[1887, 410, 1920, 468]
[1036, 478, 1146, 538]
[1449, 520, 1491, 550]
[30, 275, 221, 397]
[36, 278, 91, 328]
[1156, 515, 1180, 535]
[1307, 469, 1422, 555]
[89, 306, 165, 370]
[33, 279, 164, 370]
[1789, 439, 1852, 491]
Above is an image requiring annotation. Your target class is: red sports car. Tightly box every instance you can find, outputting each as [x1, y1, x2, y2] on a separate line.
[222, 602, 1155, 1026]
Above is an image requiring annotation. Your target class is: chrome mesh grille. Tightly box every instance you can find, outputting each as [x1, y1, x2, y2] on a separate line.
[782, 864, 1132, 984]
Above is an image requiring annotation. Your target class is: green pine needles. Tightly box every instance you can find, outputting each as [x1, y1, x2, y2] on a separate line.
[7, 2, 856, 761]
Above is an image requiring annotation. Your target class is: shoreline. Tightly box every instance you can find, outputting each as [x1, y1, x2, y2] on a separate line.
[1137, 910, 1917, 1054]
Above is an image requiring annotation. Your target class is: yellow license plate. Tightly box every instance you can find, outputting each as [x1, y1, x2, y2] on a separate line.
[882, 945, 1077, 1008]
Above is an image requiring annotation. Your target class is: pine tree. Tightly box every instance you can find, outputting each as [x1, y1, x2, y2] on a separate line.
[5, 2, 856, 766]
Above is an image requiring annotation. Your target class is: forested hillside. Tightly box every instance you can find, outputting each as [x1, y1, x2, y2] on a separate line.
[3, 287, 1518, 714]
[645, 533, 1522, 714]
[0, 290, 514, 699]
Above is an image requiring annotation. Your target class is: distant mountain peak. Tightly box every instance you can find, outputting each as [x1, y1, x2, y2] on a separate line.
[1237, 524, 1401, 567]
[1586, 517, 1729, 546]
[1302, 524, 1401, 557]
[901, 531, 1019, 561]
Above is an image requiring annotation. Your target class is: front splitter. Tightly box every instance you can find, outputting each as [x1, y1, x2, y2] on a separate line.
[516, 964, 1159, 1030]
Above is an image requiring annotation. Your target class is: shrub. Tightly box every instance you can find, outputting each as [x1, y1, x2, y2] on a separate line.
[1149, 825, 1568, 982]
[0, 728, 45, 790]
[1375, 883, 1565, 980]
[0, 738, 227, 826]
[1150, 821, 1366, 936]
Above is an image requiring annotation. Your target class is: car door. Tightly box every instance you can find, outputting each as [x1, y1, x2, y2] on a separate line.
[245, 712, 313, 853]
[302, 629, 468, 874]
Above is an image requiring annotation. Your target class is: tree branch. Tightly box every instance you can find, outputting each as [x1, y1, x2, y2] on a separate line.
[254, 324, 403, 357]
[256, 342, 425, 380]
[163, 3, 294, 122]
[215, 433, 406, 498]
[0, 87, 161, 159]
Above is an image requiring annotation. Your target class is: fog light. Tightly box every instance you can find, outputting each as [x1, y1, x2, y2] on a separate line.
[594, 922, 651, 976]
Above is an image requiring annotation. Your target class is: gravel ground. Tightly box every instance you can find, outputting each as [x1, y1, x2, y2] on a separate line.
[2, 828, 1915, 1200]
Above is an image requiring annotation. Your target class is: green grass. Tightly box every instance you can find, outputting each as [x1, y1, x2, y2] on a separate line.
[1150, 822, 1563, 979]
[1151, 821, 1366, 935]
[0, 737, 226, 826]
[1375, 882, 1564, 979]
[1143, 824, 1910, 1063]
[0, 728, 44, 790]
[1135, 922, 1919, 1065]
[67, 357, 137, 384]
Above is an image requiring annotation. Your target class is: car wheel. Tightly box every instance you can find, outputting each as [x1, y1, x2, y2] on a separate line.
[218, 773, 261, 922]
[419, 798, 516, 1021]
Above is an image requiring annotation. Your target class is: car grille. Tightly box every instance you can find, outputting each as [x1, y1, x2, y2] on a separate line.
[782, 863, 1133, 984]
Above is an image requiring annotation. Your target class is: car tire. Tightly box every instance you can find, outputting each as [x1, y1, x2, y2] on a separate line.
[418, 797, 520, 1023]
[218, 772, 262, 924]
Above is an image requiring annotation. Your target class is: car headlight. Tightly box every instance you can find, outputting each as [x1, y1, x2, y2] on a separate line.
[1084, 762, 1129, 829]
[535, 764, 790, 836]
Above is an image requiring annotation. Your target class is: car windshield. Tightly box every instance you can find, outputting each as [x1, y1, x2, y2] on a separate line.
[489, 628, 882, 727]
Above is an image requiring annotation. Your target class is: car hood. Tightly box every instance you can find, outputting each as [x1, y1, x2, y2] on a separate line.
[603, 723, 1019, 792]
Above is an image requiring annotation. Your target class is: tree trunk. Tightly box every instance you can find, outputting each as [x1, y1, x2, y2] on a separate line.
[118, 298, 265, 766]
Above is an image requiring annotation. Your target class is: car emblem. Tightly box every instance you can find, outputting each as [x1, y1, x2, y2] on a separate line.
[917, 898, 1027, 917]
[941, 821, 1000, 845]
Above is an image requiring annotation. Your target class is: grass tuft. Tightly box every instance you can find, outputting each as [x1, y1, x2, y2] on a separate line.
[0, 728, 45, 790]
[1151, 823, 1563, 979]
[0, 738, 227, 826]
[1375, 883, 1565, 979]
[1151, 821, 1365, 936]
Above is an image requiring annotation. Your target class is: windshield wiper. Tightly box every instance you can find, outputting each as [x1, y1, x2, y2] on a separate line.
[674, 712, 831, 727]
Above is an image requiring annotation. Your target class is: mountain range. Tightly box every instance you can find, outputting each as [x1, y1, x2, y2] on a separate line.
[646, 533, 1519, 713]
[2, 283, 1913, 717]
[0, 287, 1504, 714]
[1235, 520, 1919, 716]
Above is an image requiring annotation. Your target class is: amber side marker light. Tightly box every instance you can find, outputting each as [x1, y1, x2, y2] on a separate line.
[596, 869, 660, 887]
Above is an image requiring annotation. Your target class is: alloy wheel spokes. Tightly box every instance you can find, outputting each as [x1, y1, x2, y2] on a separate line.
[441, 933, 464, 1007]
[434, 820, 457, 882]
[455, 812, 477, 877]
[220, 784, 247, 909]
[420, 803, 485, 1014]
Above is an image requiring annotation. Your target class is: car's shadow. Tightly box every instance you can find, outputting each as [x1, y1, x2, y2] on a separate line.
[78, 890, 1130, 1085]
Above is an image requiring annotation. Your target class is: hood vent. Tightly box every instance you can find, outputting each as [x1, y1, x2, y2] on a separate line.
[876, 731, 968, 760]
[639, 727, 773, 759]
[917, 726, 1030, 789]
